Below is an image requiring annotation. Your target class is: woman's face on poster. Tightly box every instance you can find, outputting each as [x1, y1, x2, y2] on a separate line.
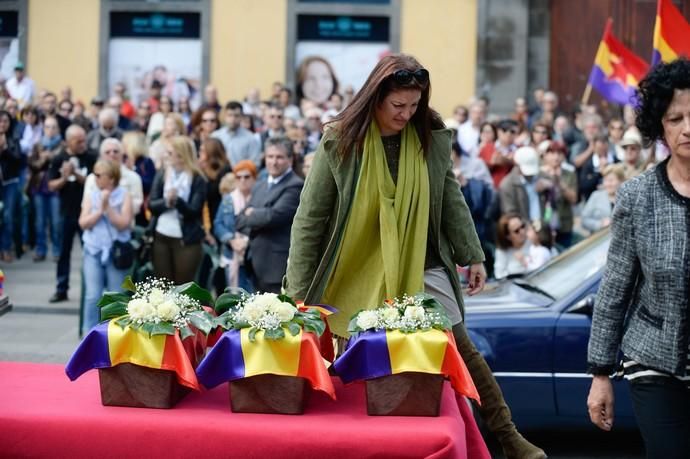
[302, 60, 334, 105]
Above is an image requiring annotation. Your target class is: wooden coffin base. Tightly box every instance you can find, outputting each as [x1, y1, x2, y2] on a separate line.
[365, 372, 444, 416]
[98, 363, 190, 409]
[229, 374, 309, 414]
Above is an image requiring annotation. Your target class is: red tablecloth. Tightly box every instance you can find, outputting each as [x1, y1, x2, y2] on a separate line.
[0, 361, 490, 459]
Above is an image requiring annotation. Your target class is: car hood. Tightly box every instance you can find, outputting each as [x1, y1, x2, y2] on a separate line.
[464, 279, 552, 311]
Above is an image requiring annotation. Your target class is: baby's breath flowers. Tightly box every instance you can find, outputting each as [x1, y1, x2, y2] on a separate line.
[348, 293, 452, 335]
[98, 276, 215, 339]
[213, 291, 326, 342]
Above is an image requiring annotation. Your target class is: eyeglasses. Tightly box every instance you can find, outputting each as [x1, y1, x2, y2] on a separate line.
[533, 129, 548, 135]
[201, 118, 217, 123]
[236, 174, 253, 180]
[391, 68, 430, 86]
[510, 223, 526, 234]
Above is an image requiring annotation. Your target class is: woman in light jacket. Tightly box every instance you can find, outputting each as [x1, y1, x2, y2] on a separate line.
[580, 164, 625, 233]
[79, 159, 133, 335]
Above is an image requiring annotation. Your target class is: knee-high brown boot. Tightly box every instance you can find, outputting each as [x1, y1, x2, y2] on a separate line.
[453, 324, 547, 459]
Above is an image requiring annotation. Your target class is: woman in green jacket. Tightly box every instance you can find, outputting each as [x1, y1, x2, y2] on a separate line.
[285, 54, 545, 459]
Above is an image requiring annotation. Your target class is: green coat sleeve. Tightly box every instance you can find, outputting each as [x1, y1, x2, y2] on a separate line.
[441, 163, 485, 267]
[285, 138, 338, 300]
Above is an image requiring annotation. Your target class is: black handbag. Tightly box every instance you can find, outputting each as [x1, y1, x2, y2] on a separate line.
[110, 239, 134, 270]
[105, 216, 134, 270]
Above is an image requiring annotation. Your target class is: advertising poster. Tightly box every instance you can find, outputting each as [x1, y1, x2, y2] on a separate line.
[108, 12, 202, 107]
[0, 11, 19, 80]
[295, 14, 391, 107]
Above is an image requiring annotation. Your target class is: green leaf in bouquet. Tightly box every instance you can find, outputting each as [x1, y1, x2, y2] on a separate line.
[97, 292, 131, 308]
[100, 301, 128, 321]
[213, 313, 234, 330]
[214, 290, 246, 314]
[172, 281, 214, 308]
[264, 327, 285, 341]
[287, 322, 301, 336]
[114, 316, 132, 330]
[179, 325, 195, 340]
[187, 310, 214, 334]
[303, 317, 326, 337]
[121, 276, 136, 293]
[277, 294, 297, 307]
[141, 321, 156, 337]
[248, 327, 259, 342]
[347, 315, 361, 334]
[150, 321, 176, 336]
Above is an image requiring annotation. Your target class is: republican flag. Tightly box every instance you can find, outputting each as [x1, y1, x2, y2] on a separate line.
[652, 0, 690, 65]
[196, 328, 336, 398]
[333, 328, 480, 403]
[65, 320, 205, 389]
[588, 19, 649, 105]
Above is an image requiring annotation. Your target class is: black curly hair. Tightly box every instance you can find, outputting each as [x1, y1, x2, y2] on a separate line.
[635, 59, 690, 147]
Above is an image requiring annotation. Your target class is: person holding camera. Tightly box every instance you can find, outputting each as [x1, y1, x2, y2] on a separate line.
[78, 159, 133, 335]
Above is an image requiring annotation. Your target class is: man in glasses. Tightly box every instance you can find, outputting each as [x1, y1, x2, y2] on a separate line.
[260, 105, 285, 150]
[480, 118, 518, 187]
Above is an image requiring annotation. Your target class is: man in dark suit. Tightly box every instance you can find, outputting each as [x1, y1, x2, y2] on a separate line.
[235, 136, 303, 293]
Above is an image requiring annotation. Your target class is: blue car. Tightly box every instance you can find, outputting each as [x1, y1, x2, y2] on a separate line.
[464, 229, 637, 430]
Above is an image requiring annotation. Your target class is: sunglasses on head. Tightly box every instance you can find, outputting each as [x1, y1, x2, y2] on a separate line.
[391, 68, 429, 86]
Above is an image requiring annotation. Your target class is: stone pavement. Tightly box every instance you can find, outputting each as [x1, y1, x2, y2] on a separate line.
[0, 242, 82, 363]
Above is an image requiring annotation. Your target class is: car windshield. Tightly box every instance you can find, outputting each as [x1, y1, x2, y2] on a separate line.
[524, 229, 611, 300]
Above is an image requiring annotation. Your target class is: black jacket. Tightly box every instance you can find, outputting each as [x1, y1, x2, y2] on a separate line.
[0, 137, 23, 182]
[149, 170, 207, 245]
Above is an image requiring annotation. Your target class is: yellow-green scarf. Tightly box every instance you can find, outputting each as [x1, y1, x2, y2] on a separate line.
[323, 121, 430, 337]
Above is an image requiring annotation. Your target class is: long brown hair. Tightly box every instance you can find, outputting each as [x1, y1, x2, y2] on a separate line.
[329, 54, 444, 158]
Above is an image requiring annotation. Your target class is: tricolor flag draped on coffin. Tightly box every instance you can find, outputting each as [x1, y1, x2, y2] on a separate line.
[587, 18, 649, 106]
[652, 0, 690, 65]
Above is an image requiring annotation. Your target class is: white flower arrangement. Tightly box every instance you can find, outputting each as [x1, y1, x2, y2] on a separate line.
[348, 293, 453, 335]
[98, 276, 215, 339]
[214, 290, 325, 342]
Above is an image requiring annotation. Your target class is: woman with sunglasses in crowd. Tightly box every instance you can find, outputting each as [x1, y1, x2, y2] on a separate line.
[285, 54, 545, 459]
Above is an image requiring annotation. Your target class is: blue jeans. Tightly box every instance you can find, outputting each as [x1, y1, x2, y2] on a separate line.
[82, 250, 129, 335]
[0, 181, 19, 252]
[33, 194, 62, 257]
[17, 168, 29, 246]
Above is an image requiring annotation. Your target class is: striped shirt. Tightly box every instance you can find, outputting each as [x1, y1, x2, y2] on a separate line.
[617, 351, 690, 388]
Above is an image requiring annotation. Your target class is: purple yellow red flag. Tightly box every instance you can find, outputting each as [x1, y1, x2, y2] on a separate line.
[333, 329, 480, 403]
[588, 18, 649, 105]
[195, 328, 336, 398]
[65, 321, 205, 390]
[652, 0, 690, 65]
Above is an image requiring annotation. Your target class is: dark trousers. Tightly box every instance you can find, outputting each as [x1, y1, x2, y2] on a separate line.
[56, 214, 82, 294]
[630, 378, 690, 459]
[152, 232, 202, 284]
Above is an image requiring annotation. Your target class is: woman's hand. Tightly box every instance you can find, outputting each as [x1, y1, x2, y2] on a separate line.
[466, 263, 486, 295]
[101, 189, 111, 211]
[587, 375, 615, 431]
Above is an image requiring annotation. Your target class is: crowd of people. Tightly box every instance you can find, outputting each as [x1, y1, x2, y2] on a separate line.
[0, 62, 663, 330]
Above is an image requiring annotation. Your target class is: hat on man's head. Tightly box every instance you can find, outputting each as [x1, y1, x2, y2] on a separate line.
[514, 146, 540, 176]
[620, 131, 642, 148]
[14, 61, 24, 71]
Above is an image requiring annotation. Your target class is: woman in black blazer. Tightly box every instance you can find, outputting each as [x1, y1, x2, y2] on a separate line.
[149, 135, 207, 283]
